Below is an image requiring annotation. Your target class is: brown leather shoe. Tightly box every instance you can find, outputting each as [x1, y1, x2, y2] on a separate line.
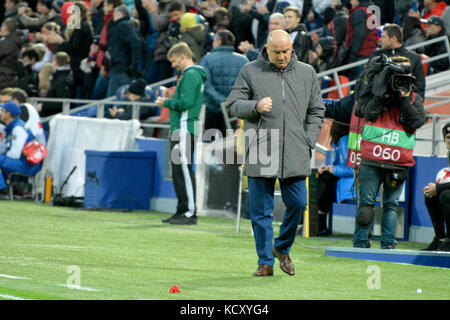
[272, 247, 295, 275]
[253, 264, 274, 277]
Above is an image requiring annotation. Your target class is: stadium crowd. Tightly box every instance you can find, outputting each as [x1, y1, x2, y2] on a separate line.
[0, 0, 449, 253]
[0, 0, 449, 122]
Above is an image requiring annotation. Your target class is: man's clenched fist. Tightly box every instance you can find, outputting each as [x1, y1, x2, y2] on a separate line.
[256, 97, 272, 113]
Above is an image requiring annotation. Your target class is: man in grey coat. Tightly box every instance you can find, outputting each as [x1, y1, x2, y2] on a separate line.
[226, 30, 325, 277]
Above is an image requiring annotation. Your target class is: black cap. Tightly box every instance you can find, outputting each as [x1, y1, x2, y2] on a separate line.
[52, 0, 62, 13]
[323, 7, 336, 26]
[42, 0, 53, 10]
[128, 79, 147, 96]
[427, 16, 445, 29]
[443, 122, 450, 138]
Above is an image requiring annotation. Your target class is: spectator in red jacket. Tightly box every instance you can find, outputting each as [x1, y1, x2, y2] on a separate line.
[344, 0, 377, 79]
[409, 0, 448, 28]
[60, 0, 91, 25]
[423, 0, 448, 20]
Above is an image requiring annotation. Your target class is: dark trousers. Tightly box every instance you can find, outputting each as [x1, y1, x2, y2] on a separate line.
[248, 177, 307, 266]
[317, 171, 339, 232]
[171, 133, 196, 216]
[204, 112, 227, 139]
[425, 189, 450, 239]
[317, 171, 339, 213]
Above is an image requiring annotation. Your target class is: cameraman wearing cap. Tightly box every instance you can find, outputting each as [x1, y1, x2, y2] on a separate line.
[422, 123, 450, 252]
[425, 15, 450, 73]
[352, 54, 427, 249]
[0, 102, 42, 191]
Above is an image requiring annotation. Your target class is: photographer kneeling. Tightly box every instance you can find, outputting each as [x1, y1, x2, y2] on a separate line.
[352, 55, 427, 249]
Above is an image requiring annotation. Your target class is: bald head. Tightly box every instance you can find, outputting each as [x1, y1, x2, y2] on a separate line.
[266, 30, 293, 69]
[267, 30, 291, 46]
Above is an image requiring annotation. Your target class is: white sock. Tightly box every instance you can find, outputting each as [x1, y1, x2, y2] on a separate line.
[184, 211, 194, 218]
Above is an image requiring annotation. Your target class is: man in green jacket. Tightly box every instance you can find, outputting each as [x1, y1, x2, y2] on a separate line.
[156, 42, 207, 225]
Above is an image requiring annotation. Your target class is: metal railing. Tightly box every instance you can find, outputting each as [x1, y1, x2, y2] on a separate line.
[29, 76, 177, 128]
[25, 36, 450, 155]
[30, 97, 171, 129]
[30, 35, 450, 120]
[417, 114, 450, 156]
[30, 36, 450, 124]
[317, 35, 450, 99]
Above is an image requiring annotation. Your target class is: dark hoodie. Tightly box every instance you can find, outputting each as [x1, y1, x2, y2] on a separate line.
[287, 23, 310, 64]
[317, 36, 336, 71]
[4, 1, 27, 21]
[107, 15, 142, 74]
[40, 67, 75, 117]
[180, 25, 206, 63]
[0, 31, 23, 89]
[425, 29, 450, 73]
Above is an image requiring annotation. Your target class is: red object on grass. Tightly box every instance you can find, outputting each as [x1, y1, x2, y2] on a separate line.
[170, 285, 180, 293]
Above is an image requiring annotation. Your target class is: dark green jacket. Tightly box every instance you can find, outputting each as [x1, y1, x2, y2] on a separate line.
[163, 65, 207, 136]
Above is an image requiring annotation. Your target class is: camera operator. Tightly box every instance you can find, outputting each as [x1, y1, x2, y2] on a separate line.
[370, 24, 426, 98]
[352, 55, 427, 249]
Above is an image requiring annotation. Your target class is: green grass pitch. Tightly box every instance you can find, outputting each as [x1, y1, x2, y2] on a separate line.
[0, 201, 448, 300]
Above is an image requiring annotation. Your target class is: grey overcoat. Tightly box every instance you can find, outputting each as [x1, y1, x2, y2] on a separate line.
[226, 48, 325, 179]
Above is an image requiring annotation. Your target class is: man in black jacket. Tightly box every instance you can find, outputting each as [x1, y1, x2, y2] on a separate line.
[237, 0, 277, 52]
[38, 51, 74, 117]
[0, 18, 23, 90]
[105, 4, 142, 97]
[425, 15, 450, 73]
[283, 6, 310, 64]
[422, 122, 450, 252]
[17, 48, 40, 97]
[370, 24, 426, 98]
[3, 0, 27, 22]
[324, 93, 355, 125]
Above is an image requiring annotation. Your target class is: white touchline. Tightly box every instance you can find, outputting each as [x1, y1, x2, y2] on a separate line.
[56, 284, 100, 292]
[0, 274, 31, 280]
[0, 294, 32, 300]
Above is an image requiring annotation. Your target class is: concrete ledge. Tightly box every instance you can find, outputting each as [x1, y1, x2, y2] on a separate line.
[324, 246, 450, 268]
[408, 226, 435, 244]
[151, 197, 177, 213]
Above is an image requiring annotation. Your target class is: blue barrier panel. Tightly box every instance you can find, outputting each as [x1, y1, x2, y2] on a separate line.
[329, 155, 447, 242]
[409, 156, 448, 228]
[135, 138, 176, 200]
[325, 246, 450, 268]
[84, 150, 156, 210]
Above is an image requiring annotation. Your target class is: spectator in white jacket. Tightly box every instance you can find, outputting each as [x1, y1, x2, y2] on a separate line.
[0, 87, 46, 146]
[11, 88, 46, 146]
[0, 101, 42, 191]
